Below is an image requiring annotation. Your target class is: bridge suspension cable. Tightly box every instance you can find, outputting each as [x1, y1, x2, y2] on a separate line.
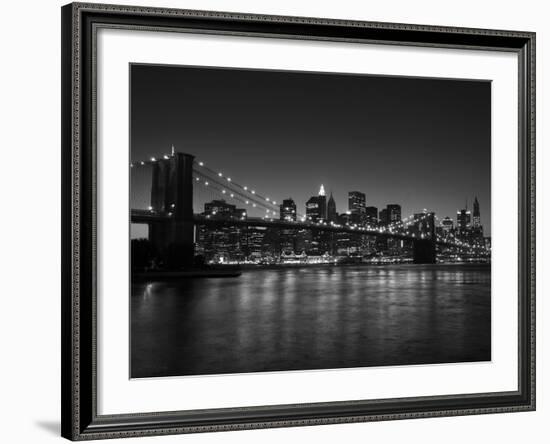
[193, 171, 279, 218]
[193, 161, 279, 207]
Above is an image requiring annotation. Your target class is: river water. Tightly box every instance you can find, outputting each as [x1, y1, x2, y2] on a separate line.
[131, 264, 491, 378]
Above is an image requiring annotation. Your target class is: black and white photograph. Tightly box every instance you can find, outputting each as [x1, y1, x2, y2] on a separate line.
[130, 64, 492, 379]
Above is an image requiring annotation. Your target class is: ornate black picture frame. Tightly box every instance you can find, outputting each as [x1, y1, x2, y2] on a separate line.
[61, 2, 535, 440]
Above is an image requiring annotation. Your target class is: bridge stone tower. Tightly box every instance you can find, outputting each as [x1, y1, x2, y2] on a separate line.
[149, 151, 195, 268]
[412, 212, 436, 264]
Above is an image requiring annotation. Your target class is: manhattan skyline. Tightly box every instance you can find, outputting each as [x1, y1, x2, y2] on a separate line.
[131, 63, 491, 234]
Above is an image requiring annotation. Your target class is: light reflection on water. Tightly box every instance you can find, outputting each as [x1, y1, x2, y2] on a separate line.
[131, 264, 491, 378]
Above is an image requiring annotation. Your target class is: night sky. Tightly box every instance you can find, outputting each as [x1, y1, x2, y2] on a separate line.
[130, 63, 491, 235]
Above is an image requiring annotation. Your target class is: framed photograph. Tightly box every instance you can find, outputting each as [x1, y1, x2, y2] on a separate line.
[61, 2, 535, 440]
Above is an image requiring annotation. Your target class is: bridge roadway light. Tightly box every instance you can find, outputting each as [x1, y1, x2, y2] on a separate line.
[140, 161, 145, 165]
[150, 157, 156, 162]
[218, 172, 223, 177]
[198, 161, 204, 166]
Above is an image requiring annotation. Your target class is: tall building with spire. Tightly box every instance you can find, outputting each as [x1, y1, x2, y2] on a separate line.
[473, 196, 481, 228]
[327, 192, 337, 222]
[471, 196, 484, 240]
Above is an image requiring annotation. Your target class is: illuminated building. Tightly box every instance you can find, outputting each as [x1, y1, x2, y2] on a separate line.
[365, 206, 378, 225]
[278, 198, 298, 256]
[348, 191, 366, 224]
[387, 204, 402, 223]
[280, 198, 297, 221]
[306, 185, 327, 222]
[306, 197, 321, 222]
[473, 196, 481, 228]
[197, 199, 246, 262]
[457, 208, 471, 234]
[441, 216, 454, 233]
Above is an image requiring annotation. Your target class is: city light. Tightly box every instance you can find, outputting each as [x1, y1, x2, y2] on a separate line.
[135, 160, 489, 261]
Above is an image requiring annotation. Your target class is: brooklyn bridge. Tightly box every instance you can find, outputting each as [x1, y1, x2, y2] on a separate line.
[130, 150, 489, 267]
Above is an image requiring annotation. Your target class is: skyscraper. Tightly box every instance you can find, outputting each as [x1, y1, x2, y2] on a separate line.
[327, 192, 337, 222]
[386, 204, 402, 224]
[379, 208, 388, 226]
[473, 196, 481, 228]
[306, 185, 327, 222]
[306, 197, 321, 222]
[198, 199, 246, 262]
[280, 198, 297, 222]
[441, 216, 454, 233]
[279, 198, 297, 255]
[348, 191, 366, 218]
[365, 206, 378, 226]
[457, 208, 471, 234]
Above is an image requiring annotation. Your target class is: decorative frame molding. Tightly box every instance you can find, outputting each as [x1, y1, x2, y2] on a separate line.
[61, 2, 535, 440]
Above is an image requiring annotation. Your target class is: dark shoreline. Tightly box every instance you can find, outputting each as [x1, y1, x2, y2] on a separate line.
[132, 261, 491, 280]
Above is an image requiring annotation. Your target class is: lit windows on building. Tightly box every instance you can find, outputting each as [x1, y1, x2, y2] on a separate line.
[457, 208, 471, 233]
[441, 216, 454, 233]
[279, 198, 297, 221]
[387, 204, 402, 223]
[348, 191, 366, 217]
